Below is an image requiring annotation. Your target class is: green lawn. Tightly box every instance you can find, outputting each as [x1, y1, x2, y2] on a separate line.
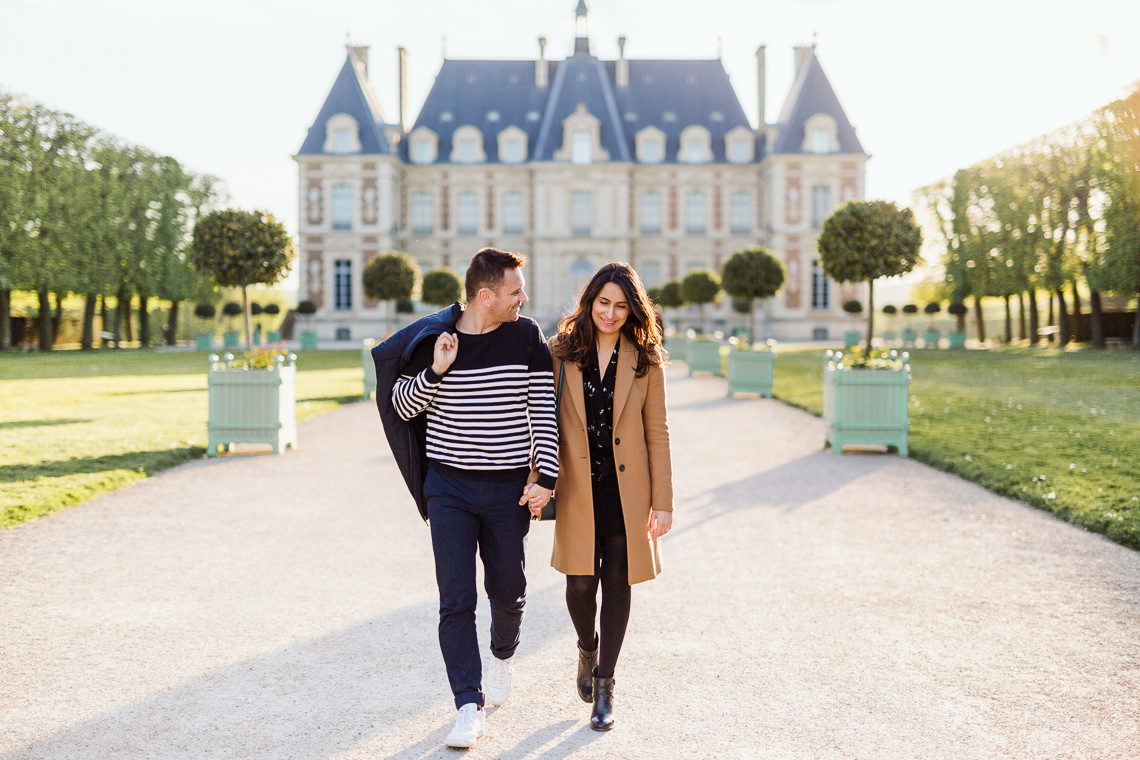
[772, 346, 1140, 550]
[1, 349, 367, 527]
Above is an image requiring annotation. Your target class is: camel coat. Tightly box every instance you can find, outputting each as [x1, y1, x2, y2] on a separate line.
[549, 337, 674, 585]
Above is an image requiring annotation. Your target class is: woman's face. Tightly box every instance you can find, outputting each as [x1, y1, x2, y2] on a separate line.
[591, 281, 630, 338]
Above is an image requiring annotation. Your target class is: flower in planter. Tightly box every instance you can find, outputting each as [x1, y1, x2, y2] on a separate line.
[826, 347, 909, 370]
[212, 347, 295, 370]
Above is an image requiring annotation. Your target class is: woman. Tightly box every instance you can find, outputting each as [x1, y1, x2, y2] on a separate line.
[536, 262, 673, 731]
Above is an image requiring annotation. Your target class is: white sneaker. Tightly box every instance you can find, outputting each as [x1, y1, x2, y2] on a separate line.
[445, 703, 485, 748]
[484, 655, 513, 705]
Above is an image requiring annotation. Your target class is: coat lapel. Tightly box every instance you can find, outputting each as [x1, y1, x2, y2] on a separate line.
[563, 357, 587, 428]
[611, 340, 637, 428]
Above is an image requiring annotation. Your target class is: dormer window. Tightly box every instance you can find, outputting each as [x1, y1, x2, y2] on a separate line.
[497, 126, 529, 164]
[333, 129, 351, 154]
[803, 113, 839, 154]
[408, 126, 439, 165]
[725, 126, 755, 164]
[811, 129, 829, 153]
[679, 125, 711, 164]
[635, 126, 666, 164]
[450, 125, 486, 164]
[323, 113, 361, 154]
[571, 132, 591, 164]
[555, 103, 609, 165]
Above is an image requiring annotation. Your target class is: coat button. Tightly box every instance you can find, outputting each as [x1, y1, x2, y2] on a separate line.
[619, 464, 625, 472]
[615, 438, 621, 445]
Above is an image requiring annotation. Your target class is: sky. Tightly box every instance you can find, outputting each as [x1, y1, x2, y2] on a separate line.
[3, 0, 1139, 272]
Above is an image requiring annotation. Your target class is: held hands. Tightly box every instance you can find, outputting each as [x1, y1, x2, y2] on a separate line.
[432, 332, 458, 375]
[519, 483, 553, 518]
[648, 509, 672, 540]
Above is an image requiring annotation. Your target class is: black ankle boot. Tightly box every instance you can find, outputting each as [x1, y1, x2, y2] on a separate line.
[590, 669, 615, 732]
[576, 638, 598, 703]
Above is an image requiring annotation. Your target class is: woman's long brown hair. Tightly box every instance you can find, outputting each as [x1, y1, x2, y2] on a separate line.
[553, 262, 664, 378]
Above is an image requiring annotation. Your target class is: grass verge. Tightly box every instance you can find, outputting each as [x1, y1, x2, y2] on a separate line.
[772, 346, 1140, 550]
[1, 349, 367, 528]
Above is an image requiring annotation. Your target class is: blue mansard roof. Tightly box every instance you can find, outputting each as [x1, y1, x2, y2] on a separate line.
[407, 52, 759, 164]
[770, 51, 865, 156]
[297, 53, 394, 156]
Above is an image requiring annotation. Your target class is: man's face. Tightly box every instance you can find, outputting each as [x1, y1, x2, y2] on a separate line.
[487, 267, 528, 322]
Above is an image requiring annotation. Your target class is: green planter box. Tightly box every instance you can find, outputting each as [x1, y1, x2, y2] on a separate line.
[223, 331, 240, 348]
[843, 330, 861, 348]
[195, 334, 214, 350]
[881, 330, 897, 344]
[300, 331, 318, 350]
[822, 351, 910, 456]
[664, 332, 687, 363]
[948, 331, 967, 348]
[207, 354, 298, 456]
[726, 348, 775, 398]
[901, 328, 918, 347]
[267, 330, 282, 344]
[687, 339, 723, 377]
[923, 329, 940, 347]
[362, 338, 378, 399]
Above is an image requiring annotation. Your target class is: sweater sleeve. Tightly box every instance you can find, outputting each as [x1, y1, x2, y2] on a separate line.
[391, 339, 442, 421]
[527, 323, 559, 490]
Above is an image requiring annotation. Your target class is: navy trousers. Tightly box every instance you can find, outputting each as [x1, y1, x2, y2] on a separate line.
[424, 467, 531, 709]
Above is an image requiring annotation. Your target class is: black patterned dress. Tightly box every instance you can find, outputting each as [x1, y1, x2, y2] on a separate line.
[584, 341, 626, 537]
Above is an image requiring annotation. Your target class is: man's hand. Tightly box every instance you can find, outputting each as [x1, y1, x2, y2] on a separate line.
[432, 332, 458, 375]
[519, 483, 553, 518]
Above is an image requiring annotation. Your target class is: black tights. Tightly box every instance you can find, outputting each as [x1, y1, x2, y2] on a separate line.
[565, 535, 631, 679]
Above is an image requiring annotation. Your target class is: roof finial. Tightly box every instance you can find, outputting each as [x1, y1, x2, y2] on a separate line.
[574, 0, 590, 55]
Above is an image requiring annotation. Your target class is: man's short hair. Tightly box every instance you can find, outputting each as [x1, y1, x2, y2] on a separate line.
[465, 248, 527, 301]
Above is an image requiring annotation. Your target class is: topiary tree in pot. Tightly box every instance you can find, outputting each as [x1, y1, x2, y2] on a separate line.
[947, 301, 968, 333]
[818, 200, 922, 354]
[191, 209, 294, 349]
[362, 252, 418, 335]
[421, 268, 464, 308]
[650, 280, 685, 333]
[721, 247, 785, 343]
[681, 270, 722, 335]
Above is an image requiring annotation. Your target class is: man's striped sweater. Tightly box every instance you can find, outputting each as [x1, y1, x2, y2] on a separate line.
[392, 316, 558, 490]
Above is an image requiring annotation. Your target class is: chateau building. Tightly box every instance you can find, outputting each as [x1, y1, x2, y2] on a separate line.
[294, 3, 867, 340]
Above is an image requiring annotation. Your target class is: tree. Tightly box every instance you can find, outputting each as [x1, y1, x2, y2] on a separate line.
[948, 301, 968, 334]
[362, 251, 418, 335]
[191, 209, 293, 349]
[720, 247, 785, 342]
[650, 280, 684, 332]
[421, 267, 463, 308]
[680, 270, 721, 334]
[818, 200, 922, 354]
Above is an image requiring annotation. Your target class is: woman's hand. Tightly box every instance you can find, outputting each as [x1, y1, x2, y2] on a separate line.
[648, 509, 672, 540]
[519, 483, 553, 518]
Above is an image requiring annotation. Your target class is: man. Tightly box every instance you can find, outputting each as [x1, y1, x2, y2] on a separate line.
[384, 248, 557, 748]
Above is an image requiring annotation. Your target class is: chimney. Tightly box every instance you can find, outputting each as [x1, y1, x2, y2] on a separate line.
[536, 37, 549, 87]
[348, 44, 369, 75]
[617, 36, 628, 88]
[794, 44, 814, 78]
[397, 46, 408, 132]
[755, 45, 766, 129]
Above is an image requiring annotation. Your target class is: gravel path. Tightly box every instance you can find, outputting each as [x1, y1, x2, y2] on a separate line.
[1, 366, 1138, 760]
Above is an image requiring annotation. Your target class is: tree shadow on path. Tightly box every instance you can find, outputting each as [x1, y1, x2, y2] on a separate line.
[673, 449, 893, 539]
